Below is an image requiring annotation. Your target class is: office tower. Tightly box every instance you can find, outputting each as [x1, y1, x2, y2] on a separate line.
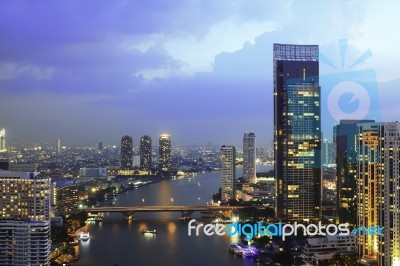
[56, 138, 61, 154]
[243, 132, 256, 184]
[0, 172, 51, 265]
[335, 120, 374, 226]
[273, 43, 321, 221]
[321, 139, 333, 165]
[220, 145, 236, 201]
[357, 122, 400, 266]
[98, 141, 103, 151]
[121, 135, 133, 170]
[158, 134, 171, 172]
[0, 128, 6, 152]
[140, 135, 152, 170]
[52, 183, 79, 217]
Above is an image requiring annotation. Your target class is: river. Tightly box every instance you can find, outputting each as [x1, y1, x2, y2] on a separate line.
[75, 166, 272, 266]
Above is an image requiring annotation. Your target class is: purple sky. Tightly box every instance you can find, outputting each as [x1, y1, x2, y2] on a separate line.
[1, 0, 400, 147]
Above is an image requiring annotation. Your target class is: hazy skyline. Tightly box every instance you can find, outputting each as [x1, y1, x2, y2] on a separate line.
[1, 0, 400, 147]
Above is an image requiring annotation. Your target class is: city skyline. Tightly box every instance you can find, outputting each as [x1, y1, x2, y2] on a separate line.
[1, 1, 400, 146]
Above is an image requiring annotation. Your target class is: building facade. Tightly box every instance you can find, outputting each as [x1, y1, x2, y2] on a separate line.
[0, 128, 6, 152]
[220, 145, 236, 201]
[158, 134, 171, 172]
[140, 135, 152, 170]
[243, 132, 256, 184]
[121, 135, 133, 170]
[273, 43, 322, 221]
[357, 122, 400, 266]
[0, 172, 51, 265]
[335, 120, 374, 226]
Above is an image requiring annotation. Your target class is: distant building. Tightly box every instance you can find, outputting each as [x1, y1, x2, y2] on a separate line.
[243, 132, 256, 184]
[56, 138, 61, 154]
[0, 159, 9, 170]
[357, 122, 400, 266]
[220, 145, 236, 201]
[79, 167, 106, 177]
[121, 135, 133, 170]
[158, 134, 171, 172]
[140, 135, 152, 170]
[273, 43, 321, 221]
[51, 181, 79, 217]
[0, 172, 51, 265]
[335, 120, 374, 226]
[98, 142, 103, 151]
[0, 128, 6, 153]
[9, 163, 38, 172]
[321, 139, 333, 165]
[132, 156, 140, 167]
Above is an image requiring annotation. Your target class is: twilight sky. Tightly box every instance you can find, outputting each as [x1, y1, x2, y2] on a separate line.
[1, 0, 400, 147]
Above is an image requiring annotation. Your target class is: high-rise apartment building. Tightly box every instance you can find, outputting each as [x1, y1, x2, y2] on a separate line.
[140, 135, 152, 170]
[335, 119, 374, 226]
[0, 128, 6, 152]
[243, 132, 256, 184]
[121, 135, 133, 170]
[158, 134, 171, 172]
[273, 43, 322, 221]
[220, 145, 236, 201]
[357, 122, 400, 266]
[0, 172, 51, 265]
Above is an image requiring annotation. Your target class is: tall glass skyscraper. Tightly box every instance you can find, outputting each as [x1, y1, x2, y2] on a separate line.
[158, 134, 171, 172]
[273, 43, 321, 221]
[243, 132, 256, 184]
[140, 135, 152, 170]
[335, 119, 374, 226]
[220, 145, 236, 201]
[121, 135, 133, 170]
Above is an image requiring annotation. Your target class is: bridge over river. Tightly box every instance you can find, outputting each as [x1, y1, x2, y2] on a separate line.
[83, 205, 264, 220]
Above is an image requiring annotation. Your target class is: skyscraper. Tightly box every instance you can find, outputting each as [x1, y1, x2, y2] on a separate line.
[56, 138, 61, 154]
[243, 132, 256, 184]
[0, 172, 51, 265]
[0, 128, 6, 152]
[121, 135, 133, 170]
[158, 134, 171, 172]
[140, 135, 152, 170]
[273, 43, 321, 221]
[335, 119, 374, 226]
[220, 145, 236, 202]
[357, 122, 400, 266]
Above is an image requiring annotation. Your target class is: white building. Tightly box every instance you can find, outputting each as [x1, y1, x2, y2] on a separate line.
[302, 234, 356, 263]
[357, 122, 400, 266]
[243, 132, 256, 184]
[79, 167, 106, 177]
[220, 145, 236, 201]
[0, 220, 51, 266]
[0, 172, 51, 265]
[0, 128, 6, 152]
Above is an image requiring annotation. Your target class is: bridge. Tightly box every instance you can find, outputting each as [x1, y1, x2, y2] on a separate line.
[83, 205, 264, 220]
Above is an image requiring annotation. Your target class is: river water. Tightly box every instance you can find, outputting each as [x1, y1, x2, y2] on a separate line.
[75, 166, 272, 266]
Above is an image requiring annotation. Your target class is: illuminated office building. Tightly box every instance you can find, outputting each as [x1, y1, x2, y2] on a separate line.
[273, 43, 322, 221]
[121, 135, 133, 170]
[220, 145, 236, 201]
[140, 135, 152, 170]
[0, 172, 51, 265]
[158, 134, 171, 172]
[243, 132, 256, 184]
[357, 122, 400, 266]
[335, 119, 374, 226]
[0, 128, 6, 152]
